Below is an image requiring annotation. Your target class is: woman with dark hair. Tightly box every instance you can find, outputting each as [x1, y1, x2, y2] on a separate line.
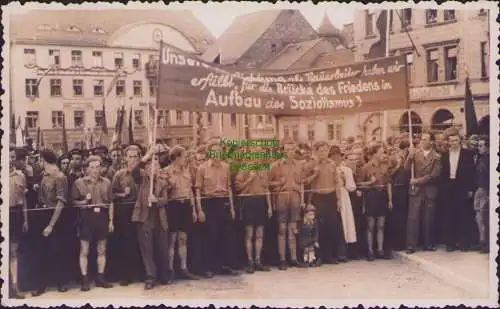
[358, 145, 393, 261]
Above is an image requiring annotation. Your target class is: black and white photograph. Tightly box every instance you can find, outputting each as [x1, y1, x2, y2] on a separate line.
[1, 1, 498, 307]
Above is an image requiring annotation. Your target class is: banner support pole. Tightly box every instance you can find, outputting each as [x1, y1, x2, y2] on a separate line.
[382, 9, 391, 143]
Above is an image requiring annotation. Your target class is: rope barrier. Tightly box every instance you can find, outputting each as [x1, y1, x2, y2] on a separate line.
[10, 183, 407, 213]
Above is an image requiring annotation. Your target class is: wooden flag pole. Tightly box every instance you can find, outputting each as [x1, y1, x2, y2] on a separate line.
[148, 106, 158, 208]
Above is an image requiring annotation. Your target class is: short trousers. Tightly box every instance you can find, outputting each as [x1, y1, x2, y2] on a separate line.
[276, 191, 301, 223]
[167, 199, 194, 232]
[78, 207, 109, 241]
[365, 189, 388, 217]
[240, 195, 268, 226]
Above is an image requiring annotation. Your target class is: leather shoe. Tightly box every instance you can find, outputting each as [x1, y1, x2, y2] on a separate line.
[57, 285, 69, 293]
[218, 266, 238, 276]
[278, 261, 287, 270]
[424, 246, 437, 251]
[81, 276, 91, 292]
[202, 271, 214, 278]
[254, 263, 271, 272]
[32, 288, 46, 297]
[406, 248, 416, 254]
[178, 269, 200, 280]
[245, 263, 255, 274]
[144, 282, 155, 290]
[95, 275, 113, 288]
[119, 280, 131, 286]
[289, 260, 306, 268]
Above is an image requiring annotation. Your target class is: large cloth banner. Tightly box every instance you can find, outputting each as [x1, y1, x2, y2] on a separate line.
[158, 43, 409, 116]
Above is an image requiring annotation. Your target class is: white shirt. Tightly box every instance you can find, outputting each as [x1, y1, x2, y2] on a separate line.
[339, 163, 357, 192]
[449, 149, 460, 179]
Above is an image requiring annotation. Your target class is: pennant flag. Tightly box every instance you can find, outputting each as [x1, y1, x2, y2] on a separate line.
[464, 77, 479, 136]
[366, 10, 388, 59]
[62, 113, 69, 153]
[128, 105, 134, 145]
[36, 126, 41, 150]
[117, 105, 125, 145]
[102, 101, 108, 135]
[40, 131, 45, 150]
[15, 116, 23, 147]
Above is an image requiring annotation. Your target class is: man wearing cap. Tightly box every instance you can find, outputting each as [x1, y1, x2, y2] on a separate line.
[268, 138, 306, 270]
[69, 148, 84, 169]
[31, 149, 71, 296]
[131, 145, 170, 290]
[9, 147, 29, 298]
[111, 144, 143, 286]
[72, 156, 114, 291]
[58, 153, 71, 176]
[195, 141, 238, 277]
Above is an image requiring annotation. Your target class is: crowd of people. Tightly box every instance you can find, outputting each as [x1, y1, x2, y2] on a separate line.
[8, 127, 490, 298]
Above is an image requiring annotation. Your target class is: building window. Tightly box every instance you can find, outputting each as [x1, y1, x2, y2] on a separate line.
[335, 124, 343, 141]
[49, 49, 60, 66]
[266, 115, 273, 124]
[230, 113, 237, 127]
[132, 54, 141, 70]
[92, 51, 103, 67]
[177, 137, 185, 145]
[93, 80, 104, 96]
[133, 80, 142, 97]
[52, 111, 64, 128]
[26, 111, 39, 129]
[176, 110, 183, 122]
[149, 83, 156, 97]
[365, 10, 374, 36]
[207, 112, 213, 125]
[188, 112, 193, 125]
[157, 110, 168, 128]
[116, 80, 125, 96]
[114, 52, 124, 69]
[327, 124, 334, 140]
[95, 110, 105, 128]
[480, 41, 488, 78]
[292, 125, 299, 141]
[406, 53, 414, 84]
[74, 110, 85, 128]
[71, 50, 83, 66]
[307, 124, 315, 141]
[24, 48, 36, 66]
[73, 79, 84, 96]
[283, 125, 290, 138]
[134, 110, 145, 128]
[25, 79, 38, 97]
[50, 79, 62, 96]
[426, 49, 439, 82]
[444, 10, 456, 21]
[271, 44, 277, 54]
[426, 9, 437, 24]
[401, 9, 412, 27]
[444, 46, 458, 81]
[257, 115, 264, 124]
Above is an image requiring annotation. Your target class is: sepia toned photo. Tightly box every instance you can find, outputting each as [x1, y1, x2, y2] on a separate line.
[1, 1, 498, 307]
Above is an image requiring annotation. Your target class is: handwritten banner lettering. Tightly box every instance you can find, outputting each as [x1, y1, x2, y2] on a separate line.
[157, 43, 409, 116]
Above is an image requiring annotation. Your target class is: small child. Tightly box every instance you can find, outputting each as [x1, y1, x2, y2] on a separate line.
[299, 204, 319, 267]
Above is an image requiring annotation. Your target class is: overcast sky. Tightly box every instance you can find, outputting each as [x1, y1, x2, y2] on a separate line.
[171, 1, 355, 38]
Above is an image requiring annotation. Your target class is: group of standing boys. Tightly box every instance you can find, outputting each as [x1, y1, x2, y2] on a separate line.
[8, 127, 490, 298]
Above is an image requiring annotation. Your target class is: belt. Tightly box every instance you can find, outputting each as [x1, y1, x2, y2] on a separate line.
[170, 198, 190, 203]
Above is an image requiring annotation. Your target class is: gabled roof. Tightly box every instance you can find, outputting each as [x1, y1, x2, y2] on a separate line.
[201, 10, 283, 64]
[262, 38, 323, 70]
[317, 12, 341, 37]
[310, 48, 354, 68]
[10, 9, 215, 53]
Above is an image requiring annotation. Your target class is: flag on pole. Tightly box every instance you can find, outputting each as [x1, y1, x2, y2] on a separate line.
[15, 116, 23, 147]
[464, 77, 479, 136]
[128, 105, 134, 145]
[102, 101, 108, 135]
[366, 10, 388, 59]
[62, 113, 69, 153]
[36, 126, 41, 150]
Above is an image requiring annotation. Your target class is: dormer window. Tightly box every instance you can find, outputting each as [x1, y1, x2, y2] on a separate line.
[37, 24, 53, 31]
[92, 27, 106, 34]
[66, 25, 81, 32]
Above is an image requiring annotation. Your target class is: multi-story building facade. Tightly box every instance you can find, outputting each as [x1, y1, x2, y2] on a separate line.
[276, 9, 490, 143]
[9, 9, 215, 151]
[353, 8, 490, 141]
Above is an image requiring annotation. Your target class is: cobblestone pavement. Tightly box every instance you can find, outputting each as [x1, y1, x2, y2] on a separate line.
[20, 258, 492, 306]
